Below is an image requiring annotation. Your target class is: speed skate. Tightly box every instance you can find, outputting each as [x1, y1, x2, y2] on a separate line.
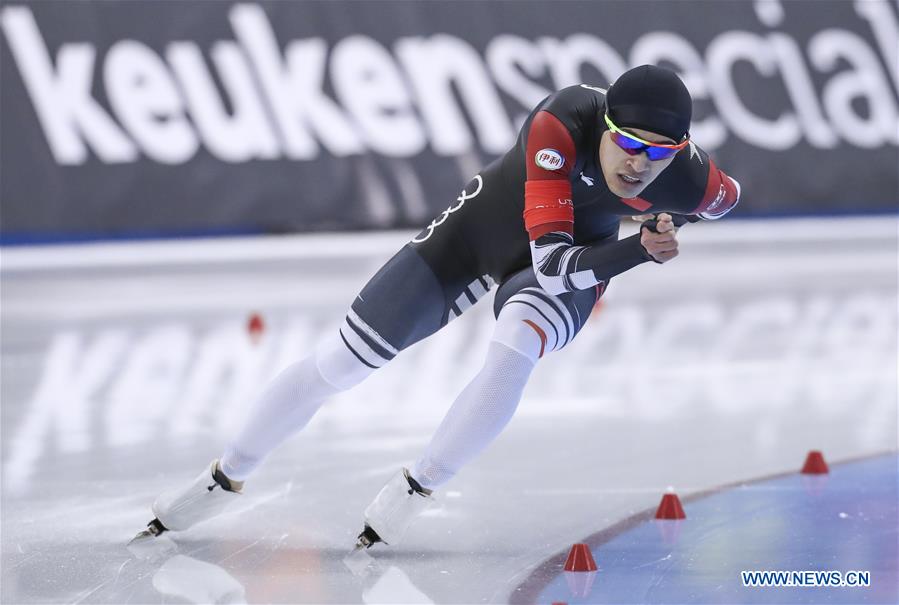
[355, 468, 434, 550]
[130, 460, 242, 544]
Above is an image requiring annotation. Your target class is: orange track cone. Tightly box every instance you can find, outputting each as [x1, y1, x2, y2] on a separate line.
[563, 543, 597, 572]
[801, 450, 829, 474]
[655, 493, 686, 520]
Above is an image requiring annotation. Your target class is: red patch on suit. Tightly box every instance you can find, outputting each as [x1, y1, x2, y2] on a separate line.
[620, 197, 652, 212]
[522, 319, 547, 358]
[524, 111, 577, 240]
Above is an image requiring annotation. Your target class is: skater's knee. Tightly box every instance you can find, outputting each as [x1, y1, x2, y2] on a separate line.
[314, 306, 405, 390]
[491, 300, 566, 363]
[315, 328, 381, 390]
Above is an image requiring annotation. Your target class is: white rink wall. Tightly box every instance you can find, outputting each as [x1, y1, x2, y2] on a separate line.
[1, 216, 896, 493]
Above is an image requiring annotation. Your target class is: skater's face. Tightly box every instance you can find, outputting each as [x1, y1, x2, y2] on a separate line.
[598, 126, 678, 199]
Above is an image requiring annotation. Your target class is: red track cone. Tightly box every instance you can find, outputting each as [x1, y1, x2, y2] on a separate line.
[563, 543, 597, 572]
[247, 312, 265, 343]
[801, 450, 829, 474]
[655, 493, 686, 520]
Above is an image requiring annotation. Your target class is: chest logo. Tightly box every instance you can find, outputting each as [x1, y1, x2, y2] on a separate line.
[579, 172, 594, 186]
[535, 148, 565, 171]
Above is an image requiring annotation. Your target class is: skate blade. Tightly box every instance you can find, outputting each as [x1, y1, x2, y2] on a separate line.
[128, 529, 155, 545]
[128, 518, 167, 545]
[127, 530, 177, 560]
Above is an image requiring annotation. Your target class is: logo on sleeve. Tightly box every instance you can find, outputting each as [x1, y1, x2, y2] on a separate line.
[535, 148, 565, 171]
[704, 184, 728, 216]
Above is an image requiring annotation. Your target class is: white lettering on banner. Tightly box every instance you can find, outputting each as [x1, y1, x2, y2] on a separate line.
[855, 0, 899, 99]
[751, 0, 835, 147]
[539, 34, 628, 89]
[767, 33, 839, 148]
[167, 42, 280, 162]
[0, 7, 137, 164]
[331, 36, 426, 157]
[754, 0, 785, 27]
[707, 31, 802, 150]
[809, 30, 899, 148]
[395, 35, 514, 155]
[486, 35, 552, 127]
[229, 4, 362, 159]
[105, 40, 198, 164]
[2, 2, 899, 165]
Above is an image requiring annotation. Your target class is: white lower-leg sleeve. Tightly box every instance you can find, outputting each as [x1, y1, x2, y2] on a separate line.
[411, 340, 536, 490]
[220, 331, 375, 481]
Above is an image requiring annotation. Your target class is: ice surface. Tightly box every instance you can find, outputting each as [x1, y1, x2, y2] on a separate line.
[2, 219, 896, 603]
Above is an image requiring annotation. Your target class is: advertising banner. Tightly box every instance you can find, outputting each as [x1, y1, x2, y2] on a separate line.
[2, 1, 897, 240]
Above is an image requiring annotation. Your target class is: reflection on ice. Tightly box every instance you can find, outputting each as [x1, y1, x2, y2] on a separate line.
[2, 222, 895, 603]
[343, 547, 376, 577]
[564, 569, 597, 598]
[152, 554, 246, 605]
[362, 566, 434, 604]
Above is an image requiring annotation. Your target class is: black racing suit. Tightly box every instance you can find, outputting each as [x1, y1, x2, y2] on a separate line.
[347, 84, 741, 363]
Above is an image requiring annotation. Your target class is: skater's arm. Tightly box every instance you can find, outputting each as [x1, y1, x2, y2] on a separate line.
[691, 163, 741, 220]
[523, 110, 653, 296]
[643, 142, 741, 222]
[568, 147, 743, 276]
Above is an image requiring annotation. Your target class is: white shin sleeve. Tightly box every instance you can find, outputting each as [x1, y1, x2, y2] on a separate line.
[411, 306, 541, 489]
[221, 331, 375, 481]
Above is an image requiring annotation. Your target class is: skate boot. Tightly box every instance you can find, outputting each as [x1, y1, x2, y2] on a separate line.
[355, 468, 433, 549]
[130, 460, 242, 543]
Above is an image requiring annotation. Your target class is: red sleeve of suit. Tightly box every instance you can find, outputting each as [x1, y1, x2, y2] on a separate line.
[523, 111, 577, 240]
[692, 158, 740, 219]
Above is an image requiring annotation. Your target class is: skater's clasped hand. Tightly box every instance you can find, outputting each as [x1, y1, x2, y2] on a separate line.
[640, 213, 679, 263]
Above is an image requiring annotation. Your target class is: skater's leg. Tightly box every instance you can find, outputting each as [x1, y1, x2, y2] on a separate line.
[408, 312, 539, 490]
[411, 270, 605, 490]
[356, 270, 602, 548]
[221, 244, 454, 482]
[219, 330, 374, 481]
[142, 330, 380, 538]
[137, 244, 464, 540]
